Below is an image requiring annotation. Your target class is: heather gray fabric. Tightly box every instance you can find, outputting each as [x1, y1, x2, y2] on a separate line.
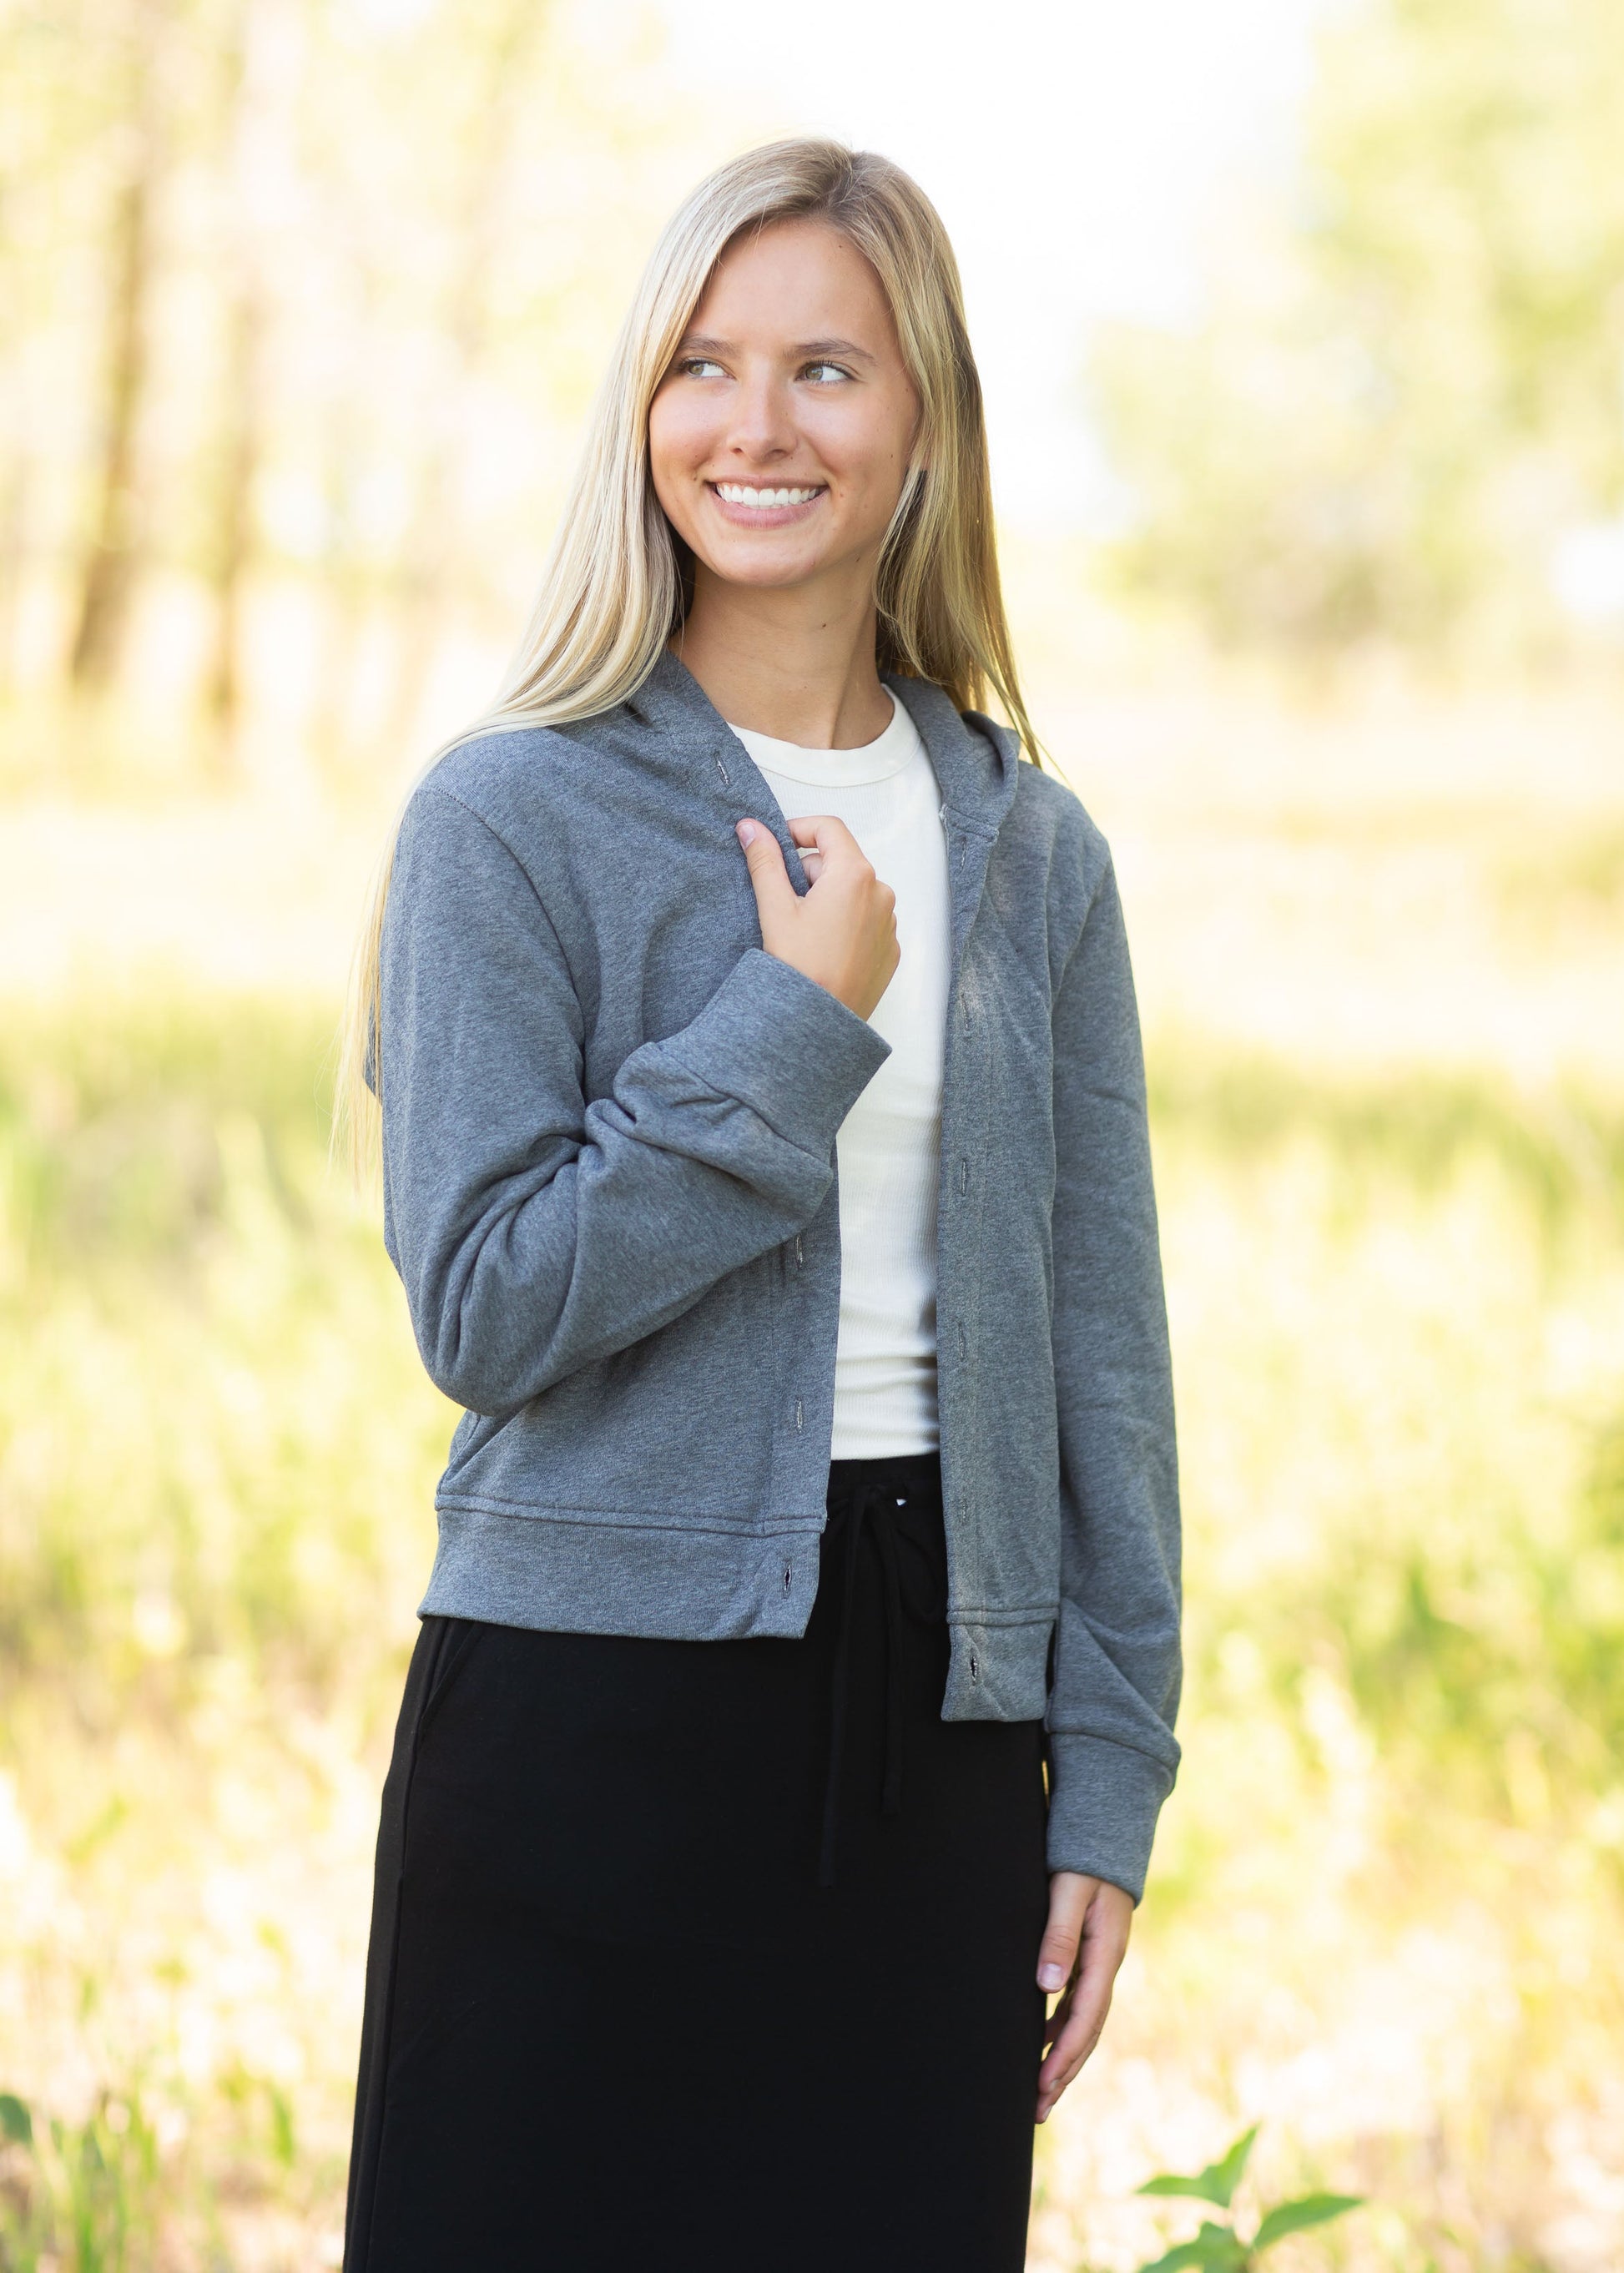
[379, 650, 1181, 1901]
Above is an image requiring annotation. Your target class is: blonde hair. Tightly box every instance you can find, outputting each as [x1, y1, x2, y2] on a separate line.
[337, 135, 1039, 1172]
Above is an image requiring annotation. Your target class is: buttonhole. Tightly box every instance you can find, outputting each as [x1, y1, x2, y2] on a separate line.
[714, 752, 732, 786]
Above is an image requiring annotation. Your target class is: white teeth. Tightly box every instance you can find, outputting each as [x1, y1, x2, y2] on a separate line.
[716, 483, 820, 507]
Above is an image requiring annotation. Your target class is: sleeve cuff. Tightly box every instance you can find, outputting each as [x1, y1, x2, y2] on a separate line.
[1045, 1729, 1177, 1903]
[664, 948, 891, 1160]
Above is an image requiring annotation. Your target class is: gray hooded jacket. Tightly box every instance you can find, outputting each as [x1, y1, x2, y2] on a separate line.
[380, 651, 1181, 1899]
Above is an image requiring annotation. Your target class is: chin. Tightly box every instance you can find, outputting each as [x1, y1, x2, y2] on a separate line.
[699, 544, 825, 590]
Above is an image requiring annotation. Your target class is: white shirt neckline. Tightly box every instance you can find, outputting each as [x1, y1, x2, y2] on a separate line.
[727, 690, 910, 790]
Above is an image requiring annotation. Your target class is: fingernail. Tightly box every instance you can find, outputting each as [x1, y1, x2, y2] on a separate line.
[735, 819, 757, 845]
[1038, 1963, 1066, 1993]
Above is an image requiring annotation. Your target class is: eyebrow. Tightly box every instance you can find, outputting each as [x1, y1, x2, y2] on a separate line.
[677, 333, 878, 365]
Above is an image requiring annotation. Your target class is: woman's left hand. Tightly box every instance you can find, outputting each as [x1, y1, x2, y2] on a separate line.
[1034, 1871, 1133, 2122]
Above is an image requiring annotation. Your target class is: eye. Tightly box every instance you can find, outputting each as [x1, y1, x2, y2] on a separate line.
[799, 360, 853, 385]
[678, 356, 727, 380]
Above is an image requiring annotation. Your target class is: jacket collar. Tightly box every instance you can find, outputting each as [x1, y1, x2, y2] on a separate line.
[884, 671, 1021, 840]
[626, 645, 1021, 989]
[628, 645, 1022, 842]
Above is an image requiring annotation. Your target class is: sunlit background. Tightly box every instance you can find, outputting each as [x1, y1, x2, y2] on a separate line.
[3, 0, 1622, 2265]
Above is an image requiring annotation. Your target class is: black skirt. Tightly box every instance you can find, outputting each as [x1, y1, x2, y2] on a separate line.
[345, 1452, 1050, 2272]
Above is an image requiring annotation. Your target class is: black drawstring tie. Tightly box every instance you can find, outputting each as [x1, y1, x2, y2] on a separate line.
[817, 1469, 946, 1888]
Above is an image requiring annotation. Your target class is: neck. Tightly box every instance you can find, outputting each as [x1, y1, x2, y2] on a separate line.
[672, 562, 893, 749]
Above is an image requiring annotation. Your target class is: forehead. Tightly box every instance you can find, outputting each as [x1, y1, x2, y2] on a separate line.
[689, 218, 898, 348]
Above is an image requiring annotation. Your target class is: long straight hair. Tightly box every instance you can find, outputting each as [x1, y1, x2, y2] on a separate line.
[337, 136, 1039, 1172]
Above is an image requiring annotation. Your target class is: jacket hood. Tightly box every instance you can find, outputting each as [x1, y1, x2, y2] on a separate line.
[624, 647, 1022, 844]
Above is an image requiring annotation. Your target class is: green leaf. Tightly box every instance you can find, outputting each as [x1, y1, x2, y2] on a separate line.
[0, 2091, 32, 2148]
[1252, 2193, 1365, 2251]
[1136, 2221, 1250, 2273]
[1139, 2124, 1262, 2210]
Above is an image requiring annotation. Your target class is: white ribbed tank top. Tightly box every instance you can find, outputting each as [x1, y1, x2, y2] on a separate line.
[729, 692, 950, 1459]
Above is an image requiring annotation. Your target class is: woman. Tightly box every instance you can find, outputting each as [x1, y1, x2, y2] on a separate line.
[340, 138, 1180, 2273]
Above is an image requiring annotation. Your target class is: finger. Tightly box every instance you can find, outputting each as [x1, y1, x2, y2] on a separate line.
[786, 814, 863, 862]
[735, 819, 798, 918]
[1036, 1967, 1115, 2119]
[1035, 1898, 1127, 2119]
[1036, 1872, 1092, 1995]
[1041, 1938, 1112, 2066]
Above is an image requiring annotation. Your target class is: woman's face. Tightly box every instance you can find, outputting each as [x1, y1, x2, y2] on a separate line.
[648, 218, 920, 600]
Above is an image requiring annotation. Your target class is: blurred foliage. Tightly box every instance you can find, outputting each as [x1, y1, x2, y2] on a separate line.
[1145, 1065, 1624, 1838]
[0, 0, 712, 779]
[0, 2087, 160, 2273]
[1148, 1046, 1624, 1239]
[0, 996, 448, 1709]
[1090, 0, 1624, 660]
[0, 2073, 320, 2270]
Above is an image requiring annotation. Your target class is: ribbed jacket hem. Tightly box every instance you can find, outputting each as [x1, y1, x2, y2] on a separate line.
[421, 1503, 828, 1643]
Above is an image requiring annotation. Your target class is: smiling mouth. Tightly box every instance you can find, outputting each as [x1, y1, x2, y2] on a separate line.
[709, 481, 827, 512]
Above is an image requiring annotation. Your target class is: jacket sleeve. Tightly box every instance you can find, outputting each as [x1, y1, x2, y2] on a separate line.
[379, 781, 890, 1417]
[1045, 849, 1182, 1901]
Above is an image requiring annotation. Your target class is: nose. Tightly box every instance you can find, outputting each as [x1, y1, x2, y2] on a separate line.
[724, 368, 796, 468]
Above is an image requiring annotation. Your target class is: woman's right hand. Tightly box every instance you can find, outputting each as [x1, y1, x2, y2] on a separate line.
[735, 815, 900, 1021]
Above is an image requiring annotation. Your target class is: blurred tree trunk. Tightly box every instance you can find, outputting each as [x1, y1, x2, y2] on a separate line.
[0, 458, 28, 693]
[204, 0, 278, 761]
[310, 391, 376, 769]
[381, 0, 545, 754]
[69, 119, 155, 690]
[205, 286, 263, 745]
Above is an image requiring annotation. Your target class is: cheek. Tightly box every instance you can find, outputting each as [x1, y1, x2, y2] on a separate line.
[648, 391, 714, 483]
[804, 397, 913, 501]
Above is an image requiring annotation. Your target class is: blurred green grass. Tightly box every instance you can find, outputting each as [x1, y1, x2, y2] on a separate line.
[0, 1000, 446, 1706]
